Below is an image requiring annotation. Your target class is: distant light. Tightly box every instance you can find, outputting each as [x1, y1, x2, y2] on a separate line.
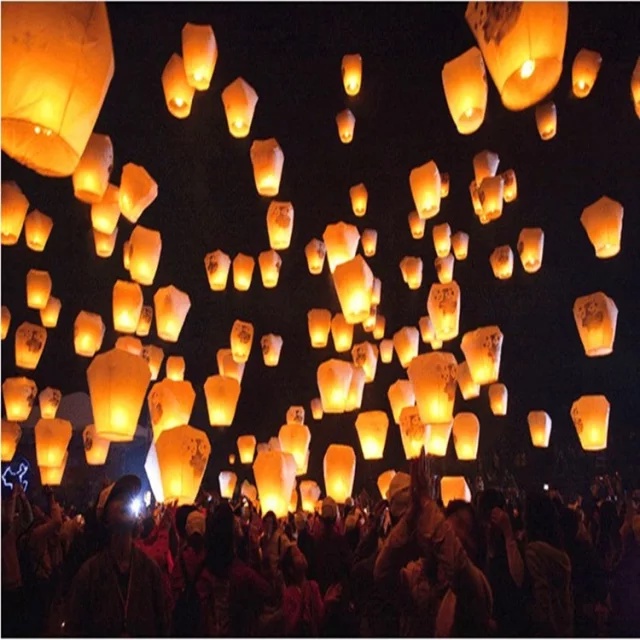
[520, 59, 535, 79]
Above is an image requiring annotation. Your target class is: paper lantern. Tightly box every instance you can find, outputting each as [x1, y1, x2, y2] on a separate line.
[154, 285, 191, 343]
[266, 201, 294, 251]
[39, 453, 68, 487]
[408, 211, 426, 239]
[535, 101, 558, 141]
[87, 349, 151, 442]
[331, 313, 354, 352]
[336, 109, 356, 143]
[39, 387, 61, 419]
[232, 253, 255, 292]
[573, 292, 618, 357]
[219, 471, 238, 499]
[83, 424, 110, 465]
[1, 306, 10, 340]
[427, 421, 453, 457]
[204, 375, 240, 427]
[345, 366, 366, 412]
[142, 345, 165, 381]
[205, 250, 232, 291]
[461, 326, 504, 386]
[258, 250, 282, 289]
[377, 471, 396, 500]
[230, 320, 254, 364]
[350, 184, 368, 217]
[355, 411, 388, 460]
[333, 256, 374, 325]
[399, 406, 430, 460]
[571, 395, 610, 452]
[428, 281, 461, 341]
[528, 411, 552, 448]
[409, 352, 458, 426]
[116, 336, 142, 356]
[261, 334, 283, 367]
[361, 229, 378, 257]
[155, 425, 211, 505]
[93, 227, 118, 258]
[2, 377, 37, 422]
[15, 322, 47, 370]
[250, 138, 284, 197]
[148, 379, 196, 442]
[453, 413, 480, 461]
[129, 226, 162, 286]
[135, 306, 153, 338]
[372, 278, 382, 306]
[572, 49, 601, 98]
[324, 444, 356, 504]
[379, 339, 394, 364]
[35, 418, 72, 468]
[517, 228, 545, 273]
[241, 480, 258, 506]
[307, 309, 331, 348]
[1, 2, 114, 177]
[161, 54, 195, 119]
[90, 183, 120, 235]
[352, 342, 378, 383]
[305, 239, 326, 275]
[488, 383, 508, 416]
[166, 356, 185, 381]
[268, 437, 282, 452]
[72, 133, 113, 203]
[432, 223, 452, 258]
[400, 257, 423, 290]
[182, 23, 217, 90]
[410, 161, 441, 220]
[469, 180, 483, 216]
[300, 480, 321, 513]
[465, 2, 568, 111]
[457, 361, 480, 400]
[435, 254, 455, 284]
[112, 280, 143, 334]
[373, 315, 386, 340]
[393, 327, 419, 369]
[632, 58, 640, 117]
[237, 435, 257, 464]
[441, 477, 471, 507]
[24, 210, 54, 252]
[311, 398, 323, 420]
[253, 450, 297, 519]
[478, 176, 504, 224]
[217, 348, 245, 383]
[40, 296, 61, 329]
[580, 196, 623, 259]
[317, 359, 353, 413]
[388, 379, 415, 424]
[1, 182, 28, 245]
[286, 406, 305, 425]
[26, 269, 52, 310]
[342, 54, 362, 96]
[361, 307, 376, 337]
[74, 311, 105, 357]
[490, 245, 514, 280]
[279, 423, 311, 473]
[323, 222, 360, 273]
[441, 46, 488, 134]
[419, 316, 436, 344]
[473, 150, 500, 185]
[119, 163, 158, 224]
[221, 77, 258, 138]
[123, 241, 131, 270]
[1, 420, 22, 462]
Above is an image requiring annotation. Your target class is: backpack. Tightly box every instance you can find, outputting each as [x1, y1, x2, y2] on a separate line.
[171, 555, 205, 637]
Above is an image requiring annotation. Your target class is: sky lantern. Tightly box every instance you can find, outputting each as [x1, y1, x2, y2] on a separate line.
[502, 170, 518, 203]
[571, 395, 610, 451]
[350, 183, 368, 217]
[441, 477, 471, 507]
[362, 306, 377, 334]
[233, 253, 256, 291]
[161, 54, 195, 119]
[135, 306, 153, 338]
[324, 444, 356, 504]
[279, 423, 311, 473]
[88, 348, 151, 442]
[428, 281, 461, 341]
[528, 411, 552, 448]
[204, 374, 241, 427]
[230, 319, 254, 364]
[153, 285, 191, 343]
[305, 239, 326, 275]
[410, 160, 441, 220]
[74, 311, 105, 357]
[40, 296, 62, 328]
[181, 23, 217, 90]
[123, 241, 131, 271]
[409, 352, 458, 427]
[387, 379, 415, 424]
[457, 361, 480, 400]
[250, 138, 284, 197]
[400, 257, 423, 290]
[26, 269, 52, 310]
[35, 418, 72, 468]
[361, 229, 378, 257]
[580, 196, 623, 259]
[205, 250, 232, 291]
[1, 2, 114, 177]
[440, 173, 450, 198]
[536, 101, 557, 141]
[408, 211, 426, 239]
[317, 359, 353, 413]
[355, 411, 388, 460]
[311, 398, 323, 420]
[380, 339, 394, 364]
[253, 450, 297, 519]
[15, 322, 47, 370]
[333, 255, 374, 324]
[478, 176, 504, 224]
[427, 421, 453, 457]
[145, 443, 165, 504]
[142, 344, 165, 381]
[435, 254, 455, 284]
[300, 480, 321, 513]
[345, 365, 366, 412]
[24, 210, 53, 252]
[129, 225, 162, 286]
[91, 183, 120, 235]
[1, 306, 11, 340]
[258, 250, 282, 289]
[465, 2, 568, 111]
[1, 182, 28, 245]
[83, 424, 110, 466]
[517, 228, 545, 273]
[119, 163, 158, 224]
[217, 348, 245, 383]
[1, 421, 22, 462]
[2, 377, 37, 422]
[399, 406, 430, 460]
[221, 77, 258, 138]
[166, 356, 185, 381]
[112, 280, 143, 334]
[342, 53, 362, 96]
[308, 309, 332, 348]
[632, 58, 640, 117]
[432, 223, 452, 258]
[488, 383, 508, 416]
[39, 387, 61, 419]
[377, 470, 396, 500]
[336, 109, 356, 143]
[219, 471, 238, 499]
[469, 181, 483, 217]
[39, 453, 68, 487]
[373, 315, 386, 340]
[323, 222, 360, 273]
[147, 378, 196, 442]
[441, 46, 488, 134]
[261, 334, 283, 366]
[419, 316, 436, 344]
[572, 49, 602, 98]
[241, 480, 258, 506]
[473, 150, 500, 185]
[93, 227, 118, 258]
[116, 336, 143, 356]
[266, 201, 294, 250]
[453, 412, 480, 460]
[371, 278, 382, 305]
[351, 342, 378, 383]
[573, 292, 618, 357]
[72, 133, 113, 203]
[490, 245, 514, 280]
[461, 326, 504, 385]
[393, 327, 420, 369]
[237, 435, 257, 464]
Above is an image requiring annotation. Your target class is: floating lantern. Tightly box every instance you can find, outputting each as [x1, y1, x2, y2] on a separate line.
[1, 2, 114, 177]
[119, 163, 158, 224]
[324, 444, 356, 504]
[83, 424, 110, 465]
[573, 292, 618, 357]
[116, 336, 143, 356]
[388, 379, 415, 424]
[311, 398, 323, 420]
[300, 480, 321, 513]
[441, 173, 450, 198]
[204, 375, 241, 427]
[2, 377, 37, 422]
[305, 239, 326, 275]
[123, 241, 131, 270]
[361, 229, 378, 257]
[432, 223, 452, 258]
[237, 435, 257, 464]
[435, 254, 455, 284]
[535, 102, 557, 140]
[129, 226, 162, 286]
[457, 361, 480, 400]
[572, 49, 602, 98]
[241, 480, 258, 506]
[441, 46, 488, 134]
[408, 211, 426, 239]
[419, 316, 436, 344]
[74, 311, 105, 357]
[488, 383, 508, 416]
[217, 348, 245, 383]
[373, 315, 386, 340]
[490, 245, 514, 280]
[91, 183, 120, 234]
[205, 250, 231, 291]
[221, 77, 258, 138]
[580, 196, 623, 259]
[465, 2, 568, 111]
[427, 281, 461, 341]
[182, 23, 217, 90]
[453, 413, 480, 460]
[261, 334, 283, 366]
[1, 306, 10, 340]
[427, 421, 453, 457]
[253, 450, 297, 519]
[219, 471, 238, 499]
[350, 184, 368, 217]
[377, 470, 396, 499]
[72, 133, 113, 203]
[39, 453, 68, 487]
[233, 253, 256, 292]
[571, 395, 610, 451]
[250, 138, 284, 197]
[331, 313, 354, 352]
[35, 418, 72, 468]
[342, 54, 362, 96]
[502, 170, 518, 203]
[279, 423, 311, 473]
[166, 356, 185, 381]
[323, 222, 360, 273]
[112, 280, 143, 334]
[372, 278, 382, 305]
[461, 326, 503, 385]
[333, 255, 374, 324]
[632, 58, 640, 117]
[352, 342, 378, 383]
[345, 366, 366, 412]
[161, 54, 195, 119]
[142, 344, 165, 381]
[528, 411, 552, 448]
[399, 406, 430, 460]
[39, 388, 61, 419]
[24, 210, 53, 252]
[441, 477, 471, 507]
[336, 109, 356, 143]
[147, 379, 196, 442]
[517, 228, 545, 273]
[393, 327, 420, 369]
[154, 285, 191, 342]
[408, 352, 458, 426]
[400, 257, 423, 290]
[410, 161, 441, 220]
[258, 250, 282, 289]
[93, 227, 118, 258]
[308, 309, 332, 348]
[1, 182, 28, 245]
[431, 339, 443, 350]
[478, 176, 504, 223]
[15, 322, 47, 370]
[473, 150, 500, 185]
[380, 339, 394, 364]
[40, 296, 61, 329]
[26, 269, 52, 310]
[355, 411, 388, 460]
[317, 359, 353, 413]
[469, 181, 483, 216]
[230, 320, 254, 364]
[135, 306, 153, 338]
[1, 421, 22, 462]
[266, 201, 294, 250]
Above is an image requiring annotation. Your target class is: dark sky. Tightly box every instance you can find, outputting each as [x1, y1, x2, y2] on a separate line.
[3, 2, 640, 497]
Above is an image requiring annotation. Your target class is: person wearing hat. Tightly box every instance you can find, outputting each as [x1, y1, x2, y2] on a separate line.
[66, 475, 169, 637]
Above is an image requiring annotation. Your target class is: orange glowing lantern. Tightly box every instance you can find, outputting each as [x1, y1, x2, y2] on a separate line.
[478, 175, 504, 224]
[345, 365, 365, 412]
[419, 316, 436, 344]
[377, 470, 396, 499]
[342, 54, 362, 96]
[35, 418, 72, 468]
[237, 435, 257, 464]
[15, 322, 47, 370]
[572, 48, 602, 98]
[204, 375, 241, 427]
[380, 339, 394, 364]
[350, 184, 368, 217]
[232, 253, 255, 292]
[253, 450, 297, 519]
[333, 255, 374, 324]
[490, 245, 514, 280]
[324, 444, 356, 504]
[427, 421, 453, 457]
[517, 228, 545, 273]
[461, 326, 503, 385]
[571, 395, 609, 451]
[147, 379, 196, 442]
[441, 173, 450, 198]
[142, 344, 165, 381]
[305, 239, 326, 275]
[435, 254, 455, 284]
[116, 336, 142, 356]
[161, 54, 195, 119]
[24, 210, 53, 252]
[261, 334, 283, 367]
[317, 359, 353, 413]
[74, 311, 105, 357]
[182, 23, 217, 91]
[580, 196, 623, 259]
[83, 424, 110, 465]
[230, 320, 254, 364]
[427, 281, 461, 341]
[39, 453, 68, 487]
[72, 133, 113, 203]
[387, 379, 415, 424]
[221, 77, 258, 138]
[311, 398, 323, 420]
[528, 411, 552, 448]
[535, 102, 557, 140]
[323, 222, 360, 273]
[300, 480, 321, 513]
[473, 150, 500, 185]
[258, 250, 282, 289]
[408, 352, 458, 426]
[26, 269, 52, 310]
[400, 257, 423, 290]
[205, 250, 231, 291]
[135, 306, 153, 338]
[410, 160, 441, 220]
[123, 241, 131, 270]
[373, 315, 386, 340]
[1, 181, 28, 245]
[355, 411, 388, 460]
[279, 423, 311, 473]
[331, 313, 354, 352]
[336, 109, 356, 143]
[2, 377, 37, 422]
[399, 406, 430, 460]
[154, 285, 191, 342]
[361, 229, 377, 257]
[1, 420, 22, 462]
[129, 225, 162, 286]
[112, 280, 143, 334]
[453, 413, 480, 461]
[266, 201, 294, 251]
[573, 292, 618, 357]
[632, 59, 640, 117]
[457, 361, 480, 400]
[219, 471, 238, 499]
[250, 138, 284, 197]
[166, 356, 185, 381]
[217, 348, 245, 383]
[1, 306, 10, 340]
[91, 183, 120, 234]
[372, 278, 382, 305]
[308, 309, 332, 348]
[39, 387, 61, 419]
[408, 211, 426, 239]
[119, 163, 158, 224]
[440, 477, 471, 507]
[93, 227, 118, 258]
[352, 341, 378, 383]
[40, 296, 61, 329]
[488, 383, 508, 416]
[393, 327, 420, 369]
[432, 223, 452, 258]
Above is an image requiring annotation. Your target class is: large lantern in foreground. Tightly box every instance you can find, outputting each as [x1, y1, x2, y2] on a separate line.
[580, 196, 623, 259]
[15, 322, 47, 370]
[35, 418, 72, 468]
[39, 387, 61, 419]
[204, 375, 240, 427]
[24, 210, 54, 252]
[572, 48, 602, 98]
[253, 450, 297, 519]
[221, 77, 258, 138]
[83, 424, 111, 465]
[317, 359, 353, 413]
[154, 285, 191, 342]
[573, 292, 618, 357]
[2, 377, 37, 422]
[387, 379, 415, 424]
[410, 160, 441, 220]
[528, 411, 552, 448]
[266, 201, 294, 250]
[1, 420, 22, 462]
[461, 326, 503, 385]
[1, 182, 28, 245]
[237, 435, 257, 464]
[26, 269, 52, 310]
[427, 281, 461, 341]
[74, 311, 105, 357]
[342, 54, 362, 96]
[571, 395, 609, 451]
[488, 383, 508, 416]
[112, 280, 143, 334]
[517, 228, 544, 273]
[182, 23, 217, 91]
[250, 138, 284, 197]
[119, 163, 158, 224]
[355, 411, 388, 460]
[205, 250, 232, 291]
[441, 477, 471, 507]
[333, 255, 374, 325]
[453, 413, 480, 461]
[409, 352, 458, 427]
[324, 444, 356, 504]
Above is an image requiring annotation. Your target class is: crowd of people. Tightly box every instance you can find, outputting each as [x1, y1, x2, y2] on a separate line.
[2, 452, 639, 638]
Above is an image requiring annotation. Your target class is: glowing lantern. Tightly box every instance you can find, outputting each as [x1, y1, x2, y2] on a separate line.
[435, 254, 455, 284]
[2, 377, 37, 422]
[361, 229, 378, 257]
[441, 46, 488, 134]
[571, 48, 601, 99]
[465, 2, 568, 111]
[39, 453, 68, 487]
[147, 379, 196, 442]
[441, 477, 471, 507]
[400, 257, 423, 290]
[35, 418, 72, 468]
[116, 336, 142, 356]
[250, 138, 284, 197]
[399, 406, 430, 460]
[355, 411, 388, 460]
[24, 210, 53, 252]
[453, 413, 480, 461]
[324, 444, 356, 504]
[573, 292, 618, 357]
[427, 422, 453, 457]
[93, 227, 118, 258]
[1, 306, 10, 340]
[333, 256, 374, 324]
[181, 23, 217, 90]
[410, 161, 441, 220]
[352, 342, 378, 383]
[15, 322, 47, 370]
[1, 420, 22, 462]
[26, 269, 52, 310]
[580, 196, 623, 259]
[441, 173, 450, 198]
[74, 311, 105, 357]
[217, 348, 245, 383]
[419, 316, 436, 344]
[473, 150, 500, 185]
[379, 339, 393, 364]
[311, 398, 323, 420]
[488, 383, 508, 416]
[342, 54, 362, 96]
[428, 281, 461, 341]
[266, 201, 294, 251]
[232, 253, 255, 292]
[331, 313, 354, 352]
[129, 226, 162, 286]
[372, 278, 382, 305]
[204, 375, 240, 427]
[528, 411, 552, 448]
[261, 334, 283, 367]
[135, 306, 153, 338]
[388, 379, 415, 424]
[237, 435, 257, 464]
[517, 228, 544, 273]
[408, 211, 426, 239]
[40, 296, 61, 328]
[361, 305, 376, 334]
[409, 352, 458, 426]
[221, 77, 258, 138]
[571, 395, 609, 451]
[83, 424, 110, 465]
[286, 406, 305, 425]
[469, 181, 483, 216]
[39, 387, 61, 419]
[268, 437, 282, 452]
[461, 326, 503, 386]
[161, 54, 194, 119]
[336, 109, 356, 143]
[72, 133, 113, 203]
[91, 183, 120, 234]
[350, 184, 368, 217]
[154, 285, 191, 343]
[305, 239, 326, 275]
[219, 471, 238, 499]
[205, 250, 231, 291]
[142, 345, 165, 381]
[490, 245, 514, 280]
[230, 320, 254, 364]
[123, 241, 131, 270]
[373, 315, 386, 340]
[323, 222, 360, 273]
[300, 480, 321, 513]
[119, 163, 158, 224]
[377, 470, 396, 499]
[317, 359, 353, 413]
[156, 425, 211, 505]
[241, 480, 258, 506]
[1, 182, 28, 245]
[432, 223, 452, 258]
[112, 280, 143, 334]
[258, 250, 282, 289]
[457, 361, 480, 400]
[279, 423, 311, 473]
[632, 58, 640, 117]
[345, 366, 366, 412]
[478, 176, 504, 223]
[166, 356, 185, 381]
[307, 309, 332, 348]
[253, 450, 297, 519]
[536, 102, 557, 140]
[392, 327, 419, 369]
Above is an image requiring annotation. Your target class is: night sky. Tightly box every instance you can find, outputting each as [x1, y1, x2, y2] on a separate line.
[2, 3, 640, 499]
